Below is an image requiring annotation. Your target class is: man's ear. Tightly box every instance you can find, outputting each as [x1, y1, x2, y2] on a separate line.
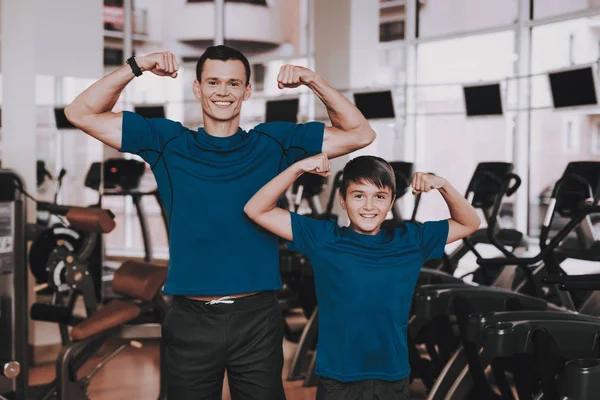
[338, 192, 347, 210]
[193, 80, 201, 101]
[243, 83, 253, 101]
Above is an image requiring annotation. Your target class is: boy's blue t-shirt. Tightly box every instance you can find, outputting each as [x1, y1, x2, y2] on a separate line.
[119, 111, 324, 295]
[289, 212, 449, 382]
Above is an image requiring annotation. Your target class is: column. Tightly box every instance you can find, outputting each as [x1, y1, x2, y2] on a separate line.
[215, 0, 225, 45]
[314, 0, 380, 90]
[313, 0, 380, 218]
[403, 0, 418, 162]
[514, 0, 532, 234]
[400, 0, 419, 217]
[2, 0, 37, 220]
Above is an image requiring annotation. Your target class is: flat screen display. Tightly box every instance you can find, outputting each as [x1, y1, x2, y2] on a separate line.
[265, 98, 299, 123]
[134, 105, 166, 118]
[353, 91, 395, 119]
[463, 83, 503, 117]
[54, 108, 77, 129]
[548, 66, 598, 109]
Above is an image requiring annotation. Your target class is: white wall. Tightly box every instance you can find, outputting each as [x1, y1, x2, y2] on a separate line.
[534, 0, 600, 19]
[419, 0, 518, 38]
[163, 0, 282, 46]
[135, 0, 165, 42]
[34, 0, 103, 78]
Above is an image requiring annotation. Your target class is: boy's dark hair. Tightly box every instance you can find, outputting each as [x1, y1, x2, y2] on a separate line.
[196, 45, 251, 85]
[340, 156, 396, 198]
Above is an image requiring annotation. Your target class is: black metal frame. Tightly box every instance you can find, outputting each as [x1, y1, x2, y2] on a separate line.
[0, 171, 29, 399]
[0, 170, 168, 400]
[425, 162, 600, 399]
[53, 294, 169, 400]
[434, 163, 526, 281]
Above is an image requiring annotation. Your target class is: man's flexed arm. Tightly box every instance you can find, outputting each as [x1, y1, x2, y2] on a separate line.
[277, 65, 376, 159]
[65, 52, 179, 150]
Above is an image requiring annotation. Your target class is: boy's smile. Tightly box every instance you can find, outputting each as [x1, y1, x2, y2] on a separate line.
[340, 181, 395, 235]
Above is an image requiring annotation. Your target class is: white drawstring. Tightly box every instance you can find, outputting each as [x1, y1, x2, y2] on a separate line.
[205, 296, 235, 305]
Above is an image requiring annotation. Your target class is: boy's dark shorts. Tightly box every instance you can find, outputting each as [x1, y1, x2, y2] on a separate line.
[316, 376, 410, 400]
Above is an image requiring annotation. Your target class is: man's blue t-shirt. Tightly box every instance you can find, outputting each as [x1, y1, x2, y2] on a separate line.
[119, 111, 324, 295]
[290, 212, 449, 382]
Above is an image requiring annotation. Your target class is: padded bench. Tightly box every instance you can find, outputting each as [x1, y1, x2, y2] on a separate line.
[71, 260, 167, 340]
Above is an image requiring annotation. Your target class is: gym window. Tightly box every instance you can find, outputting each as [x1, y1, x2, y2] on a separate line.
[104, 48, 125, 67]
[252, 63, 266, 92]
[380, 20, 405, 42]
[593, 122, 600, 155]
[186, 0, 268, 5]
[562, 119, 579, 154]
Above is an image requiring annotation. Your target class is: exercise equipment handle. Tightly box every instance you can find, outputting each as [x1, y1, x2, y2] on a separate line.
[542, 274, 600, 292]
[506, 173, 521, 197]
[37, 203, 116, 233]
[551, 173, 594, 200]
[37, 202, 71, 215]
[477, 202, 599, 267]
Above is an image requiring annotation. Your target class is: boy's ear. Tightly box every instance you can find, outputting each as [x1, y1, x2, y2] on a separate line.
[389, 195, 396, 212]
[338, 192, 347, 211]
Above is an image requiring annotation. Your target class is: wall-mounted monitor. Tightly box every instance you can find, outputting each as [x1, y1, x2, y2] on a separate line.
[54, 107, 77, 129]
[353, 90, 395, 119]
[462, 83, 503, 117]
[265, 98, 299, 123]
[548, 64, 599, 110]
[134, 105, 166, 119]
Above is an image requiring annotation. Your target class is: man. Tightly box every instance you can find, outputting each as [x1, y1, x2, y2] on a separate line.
[65, 45, 375, 399]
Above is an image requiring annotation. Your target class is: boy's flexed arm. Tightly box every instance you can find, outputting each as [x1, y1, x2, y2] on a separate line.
[244, 154, 330, 241]
[412, 172, 481, 243]
[64, 52, 179, 150]
[276, 65, 376, 158]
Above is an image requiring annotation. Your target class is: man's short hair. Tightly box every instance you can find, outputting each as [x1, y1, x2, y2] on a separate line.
[196, 45, 251, 85]
[340, 156, 396, 198]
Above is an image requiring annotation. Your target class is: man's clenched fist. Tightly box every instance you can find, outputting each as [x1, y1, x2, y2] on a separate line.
[277, 65, 316, 89]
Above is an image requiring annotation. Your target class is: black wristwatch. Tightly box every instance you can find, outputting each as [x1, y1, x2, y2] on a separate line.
[126, 56, 143, 77]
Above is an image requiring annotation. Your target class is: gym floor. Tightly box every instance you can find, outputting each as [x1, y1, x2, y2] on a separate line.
[29, 312, 428, 399]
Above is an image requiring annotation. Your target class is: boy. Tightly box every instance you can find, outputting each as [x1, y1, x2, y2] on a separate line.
[244, 153, 480, 399]
[65, 45, 375, 399]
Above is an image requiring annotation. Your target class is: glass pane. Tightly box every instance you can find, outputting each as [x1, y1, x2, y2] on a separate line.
[531, 18, 600, 75]
[239, 57, 312, 128]
[416, 32, 515, 225]
[529, 18, 600, 236]
[36, 75, 105, 209]
[377, 43, 406, 86]
[35, 76, 58, 203]
[105, 213, 126, 253]
[50, 77, 104, 206]
[419, 0, 518, 38]
[104, 2, 148, 35]
[380, 20, 405, 42]
[131, 214, 169, 259]
[534, 0, 600, 20]
[379, 1, 405, 42]
[418, 32, 515, 84]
